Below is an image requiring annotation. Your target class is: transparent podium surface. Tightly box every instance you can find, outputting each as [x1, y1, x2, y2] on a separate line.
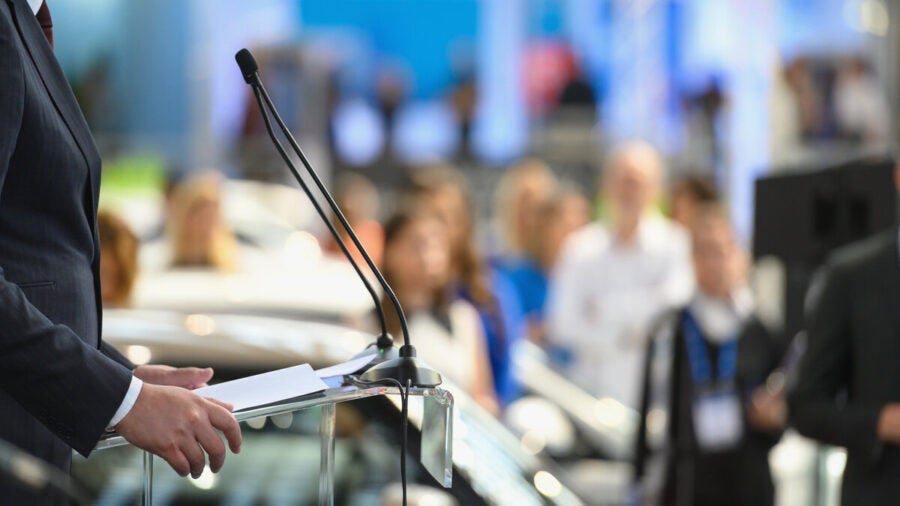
[93, 384, 453, 506]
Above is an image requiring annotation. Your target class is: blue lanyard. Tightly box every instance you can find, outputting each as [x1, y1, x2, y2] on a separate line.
[682, 310, 738, 386]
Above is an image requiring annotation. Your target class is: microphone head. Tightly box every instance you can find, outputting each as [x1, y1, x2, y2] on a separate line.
[235, 48, 259, 84]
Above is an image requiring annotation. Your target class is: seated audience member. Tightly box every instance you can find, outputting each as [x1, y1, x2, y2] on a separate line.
[634, 205, 785, 506]
[407, 166, 526, 407]
[98, 211, 140, 307]
[548, 141, 693, 409]
[669, 175, 718, 228]
[500, 187, 592, 344]
[492, 158, 558, 259]
[168, 172, 238, 271]
[380, 205, 499, 414]
[323, 172, 385, 269]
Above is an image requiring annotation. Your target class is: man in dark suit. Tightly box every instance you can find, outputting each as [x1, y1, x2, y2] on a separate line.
[789, 214, 900, 505]
[0, 0, 241, 502]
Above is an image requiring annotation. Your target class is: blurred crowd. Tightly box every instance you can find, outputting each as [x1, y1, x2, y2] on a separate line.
[15, 1, 895, 502]
[771, 55, 893, 165]
[98, 136, 807, 504]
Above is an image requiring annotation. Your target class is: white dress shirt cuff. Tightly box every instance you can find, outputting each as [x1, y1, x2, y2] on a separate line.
[107, 376, 144, 429]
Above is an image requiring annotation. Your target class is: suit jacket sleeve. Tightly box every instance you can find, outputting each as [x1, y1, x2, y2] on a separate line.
[100, 340, 136, 370]
[0, 14, 132, 457]
[788, 263, 883, 460]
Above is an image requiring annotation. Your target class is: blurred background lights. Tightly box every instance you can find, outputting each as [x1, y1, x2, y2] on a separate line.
[506, 396, 575, 455]
[125, 345, 152, 365]
[184, 314, 216, 336]
[332, 98, 385, 167]
[392, 102, 459, 164]
[844, 0, 890, 36]
[533, 470, 563, 499]
[860, 0, 890, 36]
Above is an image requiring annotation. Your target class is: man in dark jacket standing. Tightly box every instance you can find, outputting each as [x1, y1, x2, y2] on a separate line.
[635, 205, 786, 506]
[789, 210, 900, 506]
[0, 0, 241, 502]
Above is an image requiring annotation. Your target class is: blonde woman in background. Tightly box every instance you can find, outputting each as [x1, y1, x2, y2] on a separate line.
[167, 172, 238, 272]
[501, 187, 592, 344]
[492, 158, 558, 259]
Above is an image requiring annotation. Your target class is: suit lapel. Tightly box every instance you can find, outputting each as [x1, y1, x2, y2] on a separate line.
[8, 0, 105, 342]
[6, 0, 101, 212]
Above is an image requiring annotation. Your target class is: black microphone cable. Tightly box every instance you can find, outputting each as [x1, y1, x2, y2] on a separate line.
[350, 376, 411, 506]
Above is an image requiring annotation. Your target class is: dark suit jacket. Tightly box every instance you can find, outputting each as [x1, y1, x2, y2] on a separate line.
[789, 229, 900, 506]
[635, 309, 783, 506]
[0, 0, 135, 495]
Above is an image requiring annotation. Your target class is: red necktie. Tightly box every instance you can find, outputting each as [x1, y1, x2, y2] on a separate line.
[36, 1, 53, 49]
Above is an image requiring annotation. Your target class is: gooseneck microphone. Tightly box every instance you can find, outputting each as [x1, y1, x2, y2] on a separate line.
[235, 48, 441, 388]
[236, 49, 390, 348]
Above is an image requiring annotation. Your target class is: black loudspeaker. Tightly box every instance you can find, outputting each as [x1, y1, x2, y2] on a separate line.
[753, 157, 896, 337]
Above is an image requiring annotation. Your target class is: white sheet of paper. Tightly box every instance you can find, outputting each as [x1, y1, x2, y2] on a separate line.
[315, 354, 377, 379]
[195, 364, 327, 411]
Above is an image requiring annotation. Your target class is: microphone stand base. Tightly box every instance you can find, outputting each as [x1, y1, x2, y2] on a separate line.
[358, 356, 442, 388]
[353, 346, 399, 370]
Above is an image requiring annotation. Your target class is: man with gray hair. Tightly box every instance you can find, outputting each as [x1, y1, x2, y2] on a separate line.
[548, 141, 694, 410]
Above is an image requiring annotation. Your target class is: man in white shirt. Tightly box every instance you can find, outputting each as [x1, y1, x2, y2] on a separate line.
[547, 141, 693, 409]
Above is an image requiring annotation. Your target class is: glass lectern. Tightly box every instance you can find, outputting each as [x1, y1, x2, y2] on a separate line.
[95, 384, 454, 506]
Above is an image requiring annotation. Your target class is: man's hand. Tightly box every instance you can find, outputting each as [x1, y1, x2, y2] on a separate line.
[134, 365, 214, 390]
[747, 387, 787, 433]
[115, 384, 242, 478]
[878, 403, 900, 444]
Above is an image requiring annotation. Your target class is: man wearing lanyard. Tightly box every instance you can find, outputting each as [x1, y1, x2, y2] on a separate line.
[634, 204, 786, 506]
